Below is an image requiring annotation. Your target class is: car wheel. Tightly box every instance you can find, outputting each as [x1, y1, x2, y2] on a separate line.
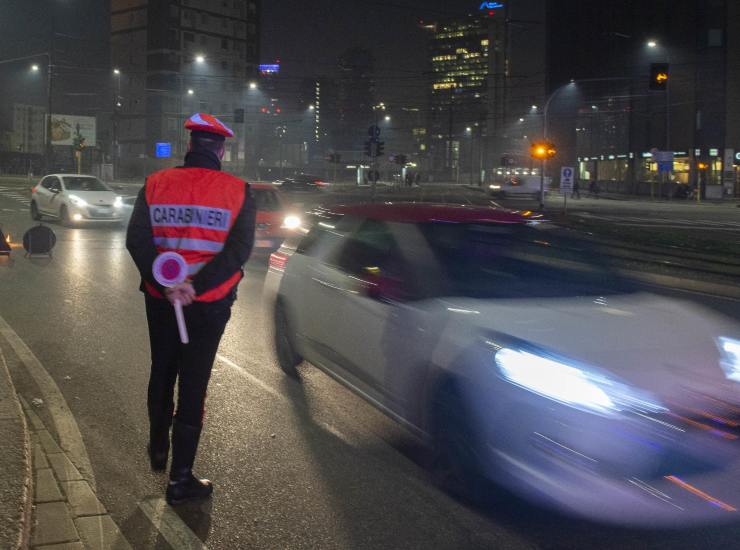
[60, 205, 72, 227]
[30, 201, 42, 221]
[274, 299, 302, 378]
[430, 383, 491, 505]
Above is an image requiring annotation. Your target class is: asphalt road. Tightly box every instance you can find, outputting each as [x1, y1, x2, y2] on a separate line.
[2, 184, 740, 549]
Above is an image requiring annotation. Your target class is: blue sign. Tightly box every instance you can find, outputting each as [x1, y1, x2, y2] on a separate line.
[658, 161, 673, 174]
[155, 143, 172, 159]
[259, 64, 280, 74]
[480, 1, 504, 10]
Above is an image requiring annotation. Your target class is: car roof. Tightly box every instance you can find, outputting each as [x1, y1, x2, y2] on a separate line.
[45, 174, 99, 178]
[327, 202, 537, 224]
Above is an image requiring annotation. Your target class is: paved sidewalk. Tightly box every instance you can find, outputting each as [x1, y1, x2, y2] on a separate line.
[21, 398, 132, 550]
[0, 348, 31, 550]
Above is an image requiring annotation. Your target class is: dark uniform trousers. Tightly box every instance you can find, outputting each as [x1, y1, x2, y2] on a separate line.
[145, 294, 232, 433]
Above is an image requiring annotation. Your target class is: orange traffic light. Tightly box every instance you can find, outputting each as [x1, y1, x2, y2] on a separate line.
[650, 63, 670, 91]
[530, 141, 556, 160]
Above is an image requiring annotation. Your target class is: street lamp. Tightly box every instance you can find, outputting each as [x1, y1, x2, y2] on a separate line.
[112, 69, 123, 178]
[187, 88, 194, 95]
[195, 54, 206, 64]
[249, 81, 257, 90]
[31, 64, 40, 72]
[647, 40, 658, 48]
[384, 115, 391, 122]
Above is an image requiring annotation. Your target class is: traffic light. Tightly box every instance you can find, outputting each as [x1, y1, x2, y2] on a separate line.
[364, 141, 373, 157]
[530, 141, 556, 160]
[377, 141, 385, 157]
[649, 63, 669, 91]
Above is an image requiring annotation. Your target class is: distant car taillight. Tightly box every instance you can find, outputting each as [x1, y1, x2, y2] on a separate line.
[269, 251, 288, 271]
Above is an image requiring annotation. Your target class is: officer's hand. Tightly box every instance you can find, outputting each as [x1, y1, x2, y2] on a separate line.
[165, 283, 196, 306]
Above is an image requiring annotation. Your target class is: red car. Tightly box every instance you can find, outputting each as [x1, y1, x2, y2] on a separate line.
[251, 182, 301, 253]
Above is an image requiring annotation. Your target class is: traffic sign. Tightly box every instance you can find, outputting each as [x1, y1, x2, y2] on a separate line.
[368, 125, 381, 138]
[560, 166, 575, 193]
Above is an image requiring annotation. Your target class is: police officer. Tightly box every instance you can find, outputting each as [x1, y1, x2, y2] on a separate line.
[126, 113, 255, 505]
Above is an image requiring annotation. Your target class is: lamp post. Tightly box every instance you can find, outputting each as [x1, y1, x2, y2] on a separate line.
[0, 53, 54, 172]
[112, 69, 121, 179]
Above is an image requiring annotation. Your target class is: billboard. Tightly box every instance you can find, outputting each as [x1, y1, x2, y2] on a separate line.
[50, 115, 97, 147]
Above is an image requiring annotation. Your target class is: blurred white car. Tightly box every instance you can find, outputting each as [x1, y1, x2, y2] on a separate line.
[266, 202, 740, 526]
[489, 175, 551, 198]
[31, 174, 124, 225]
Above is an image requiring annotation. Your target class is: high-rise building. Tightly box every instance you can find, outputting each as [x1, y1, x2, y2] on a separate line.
[0, 0, 111, 173]
[111, 0, 260, 176]
[335, 47, 376, 151]
[547, 0, 740, 198]
[425, 1, 546, 181]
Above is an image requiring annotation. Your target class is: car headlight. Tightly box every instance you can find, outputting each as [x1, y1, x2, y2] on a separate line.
[68, 194, 88, 207]
[494, 347, 665, 416]
[114, 196, 123, 209]
[282, 215, 301, 230]
[489, 184, 502, 190]
[718, 337, 740, 382]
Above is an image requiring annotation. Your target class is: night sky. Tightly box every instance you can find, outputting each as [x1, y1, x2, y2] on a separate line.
[261, 0, 474, 105]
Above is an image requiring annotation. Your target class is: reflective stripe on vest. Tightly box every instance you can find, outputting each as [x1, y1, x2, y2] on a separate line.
[145, 167, 246, 302]
[153, 237, 225, 253]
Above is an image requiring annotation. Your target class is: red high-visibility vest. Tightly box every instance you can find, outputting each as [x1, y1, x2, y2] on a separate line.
[144, 167, 247, 302]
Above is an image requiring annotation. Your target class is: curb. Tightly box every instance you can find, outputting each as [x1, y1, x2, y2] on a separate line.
[21, 398, 133, 549]
[0, 347, 33, 550]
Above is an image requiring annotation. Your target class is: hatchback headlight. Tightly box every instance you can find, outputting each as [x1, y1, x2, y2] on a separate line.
[114, 196, 123, 209]
[68, 194, 88, 207]
[494, 347, 665, 416]
[718, 337, 740, 383]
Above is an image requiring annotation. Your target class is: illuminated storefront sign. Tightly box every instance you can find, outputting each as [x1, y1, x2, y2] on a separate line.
[479, 2, 504, 9]
[259, 64, 280, 74]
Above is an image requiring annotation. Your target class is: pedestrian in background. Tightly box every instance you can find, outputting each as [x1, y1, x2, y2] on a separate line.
[126, 113, 256, 505]
[571, 179, 581, 199]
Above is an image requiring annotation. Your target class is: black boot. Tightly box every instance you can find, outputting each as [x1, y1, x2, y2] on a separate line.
[166, 420, 213, 506]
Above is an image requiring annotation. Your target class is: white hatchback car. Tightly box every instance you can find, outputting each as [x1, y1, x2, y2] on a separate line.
[31, 174, 124, 225]
[266, 202, 740, 526]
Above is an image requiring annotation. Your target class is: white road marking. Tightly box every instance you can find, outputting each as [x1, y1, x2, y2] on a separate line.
[0, 313, 96, 489]
[216, 353, 283, 400]
[138, 497, 208, 550]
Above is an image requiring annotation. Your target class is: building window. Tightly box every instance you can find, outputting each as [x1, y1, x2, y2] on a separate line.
[200, 35, 207, 45]
[184, 32, 194, 42]
[221, 38, 229, 50]
[201, 13, 208, 24]
[221, 60, 228, 70]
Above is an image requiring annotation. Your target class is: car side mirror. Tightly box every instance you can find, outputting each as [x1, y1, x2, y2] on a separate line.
[51, 188, 60, 194]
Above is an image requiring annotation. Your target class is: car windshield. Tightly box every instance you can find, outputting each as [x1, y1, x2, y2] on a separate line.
[418, 223, 635, 299]
[252, 188, 282, 212]
[63, 177, 109, 192]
